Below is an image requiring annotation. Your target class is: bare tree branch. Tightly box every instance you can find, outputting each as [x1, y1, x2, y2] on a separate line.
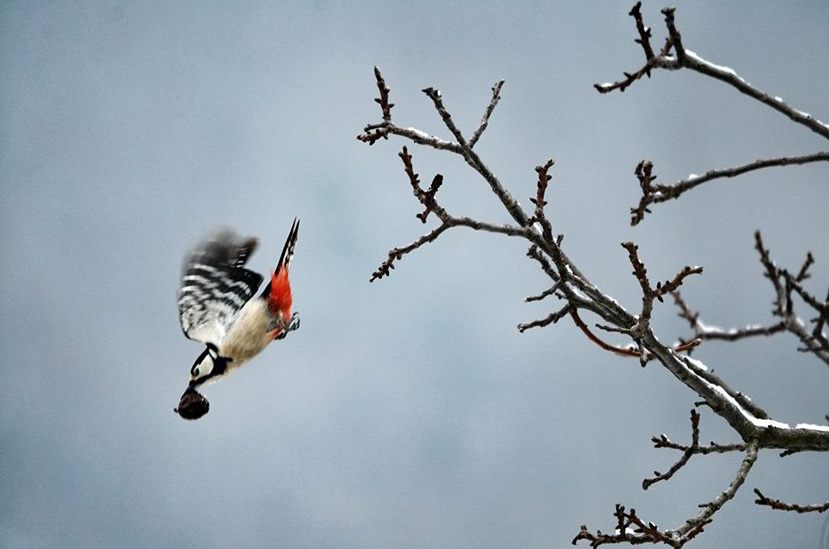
[677, 441, 759, 537]
[369, 146, 529, 282]
[360, 67, 829, 444]
[360, 69, 622, 323]
[629, 153, 829, 225]
[754, 232, 829, 365]
[468, 80, 504, 149]
[359, 47, 829, 546]
[670, 233, 829, 367]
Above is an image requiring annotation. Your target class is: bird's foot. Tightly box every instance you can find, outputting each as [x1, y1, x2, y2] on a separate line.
[275, 312, 300, 340]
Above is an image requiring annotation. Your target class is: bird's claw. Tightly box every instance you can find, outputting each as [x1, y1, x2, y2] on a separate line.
[287, 312, 300, 332]
[275, 312, 300, 340]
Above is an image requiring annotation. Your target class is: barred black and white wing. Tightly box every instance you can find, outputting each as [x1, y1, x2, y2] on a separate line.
[178, 228, 264, 346]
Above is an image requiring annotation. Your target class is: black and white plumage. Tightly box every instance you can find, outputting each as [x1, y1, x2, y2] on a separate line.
[174, 220, 300, 420]
[178, 229, 263, 347]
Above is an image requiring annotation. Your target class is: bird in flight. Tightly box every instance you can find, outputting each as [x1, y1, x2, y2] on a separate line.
[174, 219, 300, 420]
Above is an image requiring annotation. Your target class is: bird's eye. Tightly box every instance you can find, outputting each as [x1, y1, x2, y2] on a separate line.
[192, 367, 200, 377]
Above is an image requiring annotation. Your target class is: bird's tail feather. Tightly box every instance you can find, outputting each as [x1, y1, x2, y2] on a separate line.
[264, 218, 299, 322]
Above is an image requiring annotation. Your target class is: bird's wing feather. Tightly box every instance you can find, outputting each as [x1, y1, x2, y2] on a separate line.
[178, 228, 263, 346]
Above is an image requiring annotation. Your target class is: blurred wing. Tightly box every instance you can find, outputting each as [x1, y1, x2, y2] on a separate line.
[178, 228, 264, 346]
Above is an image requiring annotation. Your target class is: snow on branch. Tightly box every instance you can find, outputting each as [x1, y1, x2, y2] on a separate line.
[597, 4, 829, 225]
[592, 2, 674, 94]
[598, 5, 829, 139]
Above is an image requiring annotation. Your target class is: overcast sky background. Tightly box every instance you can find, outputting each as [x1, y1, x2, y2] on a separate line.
[2, 1, 828, 548]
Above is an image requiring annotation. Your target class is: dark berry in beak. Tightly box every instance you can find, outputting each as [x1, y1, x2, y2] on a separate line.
[175, 387, 209, 420]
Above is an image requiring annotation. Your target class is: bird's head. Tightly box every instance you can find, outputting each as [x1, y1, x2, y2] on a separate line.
[189, 346, 218, 387]
[174, 345, 227, 420]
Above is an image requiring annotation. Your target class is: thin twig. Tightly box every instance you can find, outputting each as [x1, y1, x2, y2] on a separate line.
[530, 159, 556, 243]
[754, 232, 829, 365]
[370, 224, 449, 282]
[813, 287, 829, 342]
[630, 2, 655, 62]
[570, 310, 699, 362]
[374, 66, 393, 122]
[672, 290, 787, 342]
[621, 241, 702, 334]
[570, 309, 640, 358]
[518, 304, 572, 332]
[659, 153, 829, 204]
[526, 282, 561, 303]
[643, 410, 701, 490]
[468, 80, 505, 149]
[371, 146, 531, 282]
[652, 435, 746, 456]
[795, 252, 814, 283]
[785, 274, 829, 316]
[753, 489, 829, 514]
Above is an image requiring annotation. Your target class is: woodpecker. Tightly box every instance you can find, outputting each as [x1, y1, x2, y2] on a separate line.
[174, 219, 300, 420]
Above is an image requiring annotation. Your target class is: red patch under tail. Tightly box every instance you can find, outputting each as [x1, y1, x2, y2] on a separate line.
[265, 218, 299, 338]
[268, 267, 292, 325]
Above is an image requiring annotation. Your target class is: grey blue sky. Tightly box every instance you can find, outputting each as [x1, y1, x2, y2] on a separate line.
[1, 1, 827, 548]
